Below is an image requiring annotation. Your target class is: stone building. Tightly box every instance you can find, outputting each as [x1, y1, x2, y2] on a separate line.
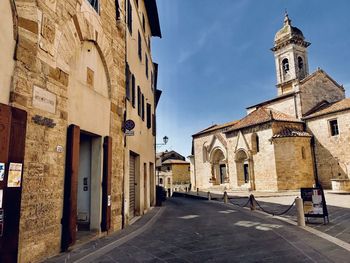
[156, 151, 191, 195]
[191, 13, 350, 192]
[0, 0, 161, 262]
[124, 0, 161, 222]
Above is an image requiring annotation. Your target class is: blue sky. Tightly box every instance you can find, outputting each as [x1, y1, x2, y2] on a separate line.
[152, 0, 350, 157]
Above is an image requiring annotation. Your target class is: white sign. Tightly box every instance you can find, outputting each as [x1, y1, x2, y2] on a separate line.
[125, 130, 134, 136]
[108, 195, 111, 206]
[32, 85, 57, 114]
[0, 163, 4, 181]
[0, 190, 3, 208]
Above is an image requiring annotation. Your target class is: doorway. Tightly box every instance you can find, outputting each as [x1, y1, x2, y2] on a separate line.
[77, 134, 92, 231]
[219, 164, 226, 184]
[243, 163, 249, 183]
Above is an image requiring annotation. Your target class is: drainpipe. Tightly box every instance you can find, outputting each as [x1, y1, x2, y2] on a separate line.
[310, 136, 320, 187]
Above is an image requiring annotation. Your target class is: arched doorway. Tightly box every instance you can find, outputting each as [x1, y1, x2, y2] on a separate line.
[235, 149, 255, 190]
[210, 148, 227, 185]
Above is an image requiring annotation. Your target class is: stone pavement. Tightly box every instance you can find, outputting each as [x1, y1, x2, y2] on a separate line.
[45, 197, 350, 262]
[188, 190, 350, 245]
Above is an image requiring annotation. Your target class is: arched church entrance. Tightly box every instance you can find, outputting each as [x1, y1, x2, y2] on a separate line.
[235, 149, 255, 190]
[210, 148, 227, 185]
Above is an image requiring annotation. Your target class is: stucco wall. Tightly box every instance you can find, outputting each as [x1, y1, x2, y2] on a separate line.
[0, 0, 16, 104]
[247, 95, 297, 117]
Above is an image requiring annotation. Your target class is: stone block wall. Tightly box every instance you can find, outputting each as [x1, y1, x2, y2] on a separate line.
[4, 0, 126, 262]
[300, 70, 345, 116]
[306, 110, 350, 188]
[273, 137, 314, 190]
[172, 163, 190, 184]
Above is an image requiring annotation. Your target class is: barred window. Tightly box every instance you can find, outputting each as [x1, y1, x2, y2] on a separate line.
[329, 119, 339, 136]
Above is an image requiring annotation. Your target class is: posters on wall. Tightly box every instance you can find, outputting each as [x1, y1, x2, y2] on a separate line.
[0, 163, 5, 181]
[7, 163, 23, 187]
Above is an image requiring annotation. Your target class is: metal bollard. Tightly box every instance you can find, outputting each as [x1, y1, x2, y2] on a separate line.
[295, 197, 306, 227]
[249, 194, 256, 210]
[197, 188, 199, 195]
[207, 191, 211, 201]
[224, 191, 228, 203]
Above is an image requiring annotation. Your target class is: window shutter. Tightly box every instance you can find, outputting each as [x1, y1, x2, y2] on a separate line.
[61, 125, 80, 251]
[101, 136, 112, 232]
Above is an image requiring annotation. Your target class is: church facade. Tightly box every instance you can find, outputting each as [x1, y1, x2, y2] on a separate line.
[191, 14, 350, 192]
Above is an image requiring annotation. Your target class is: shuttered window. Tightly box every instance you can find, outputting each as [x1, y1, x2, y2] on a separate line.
[145, 54, 148, 79]
[146, 103, 151, 129]
[127, 0, 132, 34]
[137, 86, 141, 116]
[125, 63, 130, 100]
[131, 75, 135, 107]
[138, 31, 142, 61]
[141, 94, 145, 121]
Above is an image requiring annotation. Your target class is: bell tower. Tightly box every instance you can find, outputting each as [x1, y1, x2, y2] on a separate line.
[272, 12, 310, 96]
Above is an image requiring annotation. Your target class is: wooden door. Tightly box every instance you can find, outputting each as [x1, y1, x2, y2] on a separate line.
[0, 104, 27, 263]
[61, 124, 80, 251]
[101, 136, 112, 232]
[129, 154, 136, 219]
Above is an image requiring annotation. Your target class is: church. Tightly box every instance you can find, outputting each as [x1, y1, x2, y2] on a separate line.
[190, 13, 350, 192]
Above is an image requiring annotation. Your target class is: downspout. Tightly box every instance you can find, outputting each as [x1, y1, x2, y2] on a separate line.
[121, 0, 127, 229]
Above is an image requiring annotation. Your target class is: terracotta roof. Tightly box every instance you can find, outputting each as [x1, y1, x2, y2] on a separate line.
[226, 107, 302, 132]
[162, 160, 190, 165]
[303, 98, 350, 119]
[272, 128, 312, 138]
[193, 120, 239, 137]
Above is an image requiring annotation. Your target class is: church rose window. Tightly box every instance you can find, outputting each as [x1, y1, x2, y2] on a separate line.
[282, 58, 289, 73]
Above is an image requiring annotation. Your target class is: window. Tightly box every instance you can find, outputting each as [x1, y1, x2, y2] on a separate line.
[137, 86, 141, 116]
[146, 103, 151, 129]
[142, 14, 146, 32]
[329, 119, 339, 136]
[126, 63, 130, 100]
[131, 75, 135, 107]
[167, 178, 171, 184]
[152, 114, 156, 136]
[145, 54, 148, 79]
[301, 147, 306, 159]
[251, 133, 259, 153]
[141, 94, 145, 121]
[151, 71, 154, 92]
[115, 0, 120, 20]
[298, 56, 304, 69]
[135, 0, 138, 7]
[127, 0, 132, 34]
[159, 178, 163, 185]
[282, 58, 289, 74]
[88, 0, 99, 13]
[138, 31, 142, 61]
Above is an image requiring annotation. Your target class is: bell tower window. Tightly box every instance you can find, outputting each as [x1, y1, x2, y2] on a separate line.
[282, 58, 289, 74]
[298, 57, 303, 69]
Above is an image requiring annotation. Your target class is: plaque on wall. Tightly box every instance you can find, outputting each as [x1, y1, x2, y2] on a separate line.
[7, 163, 23, 188]
[32, 85, 57, 114]
[0, 163, 4, 181]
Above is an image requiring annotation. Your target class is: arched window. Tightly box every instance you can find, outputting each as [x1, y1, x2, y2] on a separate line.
[251, 133, 259, 153]
[298, 57, 304, 69]
[282, 58, 289, 74]
[167, 178, 171, 184]
[159, 178, 163, 185]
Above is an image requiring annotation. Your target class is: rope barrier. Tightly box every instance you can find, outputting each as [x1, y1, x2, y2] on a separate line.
[252, 196, 296, 216]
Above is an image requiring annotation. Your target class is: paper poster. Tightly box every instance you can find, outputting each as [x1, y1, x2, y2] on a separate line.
[0, 190, 3, 209]
[0, 163, 5, 181]
[7, 163, 23, 187]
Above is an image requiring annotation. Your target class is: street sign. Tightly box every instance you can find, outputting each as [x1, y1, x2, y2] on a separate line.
[125, 119, 135, 131]
[301, 187, 329, 224]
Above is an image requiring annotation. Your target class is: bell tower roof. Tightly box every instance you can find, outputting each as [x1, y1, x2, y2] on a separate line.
[272, 12, 310, 51]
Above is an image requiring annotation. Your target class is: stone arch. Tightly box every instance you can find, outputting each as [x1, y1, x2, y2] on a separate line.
[55, 10, 114, 99]
[209, 147, 227, 185]
[235, 148, 255, 190]
[0, 0, 18, 104]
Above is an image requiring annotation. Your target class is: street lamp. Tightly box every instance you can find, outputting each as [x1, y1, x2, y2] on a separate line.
[156, 136, 169, 146]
